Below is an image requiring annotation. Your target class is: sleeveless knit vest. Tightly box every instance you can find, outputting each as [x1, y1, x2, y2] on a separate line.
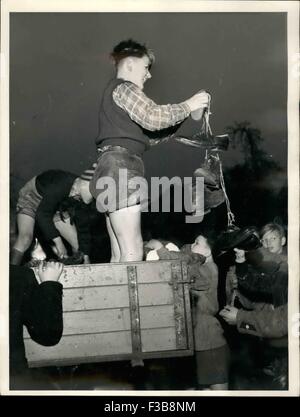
[95, 78, 150, 154]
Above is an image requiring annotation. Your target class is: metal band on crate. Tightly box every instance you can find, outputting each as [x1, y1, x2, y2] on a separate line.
[171, 262, 187, 349]
[127, 265, 143, 365]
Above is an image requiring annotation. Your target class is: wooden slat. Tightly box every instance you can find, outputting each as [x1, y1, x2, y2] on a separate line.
[136, 262, 173, 284]
[25, 331, 133, 363]
[24, 308, 131, 338]
[34, 260, 176, 288]
[139, 305, 175, 329]
[141, 327, 177, 352]
[62, 282, 174, 312]
[58, 264, 129, 288]
[62, 286, 130, 311]
[25, 327, 178, 366]
[138, 282, 174, 306]
[24, 304, 176, 339]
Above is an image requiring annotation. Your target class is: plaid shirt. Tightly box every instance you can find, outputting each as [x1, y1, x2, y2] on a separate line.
[113, 81, 190, 131]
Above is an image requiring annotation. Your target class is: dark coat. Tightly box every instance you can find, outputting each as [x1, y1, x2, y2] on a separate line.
[9, 265, 63, 386]
[236, 247, 288, 307]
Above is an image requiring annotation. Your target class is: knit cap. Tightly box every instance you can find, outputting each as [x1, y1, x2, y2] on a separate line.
[80, 163, 97, 181]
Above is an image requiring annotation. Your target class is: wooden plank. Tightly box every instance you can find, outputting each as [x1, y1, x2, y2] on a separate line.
[139, 305, 175, 329]
[25, 327, 179, 366]
[62, 286, 130, 311]
[24, 305, 176, 339]
[27, 349, 194, 369]
[25, 327, 180, 363]
[62, 283, 174, 312]
[24, 308, 131, 338]
[25, 331, 133, 363]
[136, 262, 173, 284]
[57, 264, 129, 288]
[33, 260, 178, 288]
[138, 283, 174, 306]
[141, 327, 177, 352]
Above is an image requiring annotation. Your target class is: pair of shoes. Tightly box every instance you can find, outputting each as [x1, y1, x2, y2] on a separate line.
[215, 226, 261, 253]
[174, 133, 229, 151]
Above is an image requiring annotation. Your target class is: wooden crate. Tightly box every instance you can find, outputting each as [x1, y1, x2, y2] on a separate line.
[24, 260, 194, 368]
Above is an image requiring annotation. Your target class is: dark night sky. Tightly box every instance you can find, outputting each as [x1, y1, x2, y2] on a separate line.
[10, 12, 287, 184]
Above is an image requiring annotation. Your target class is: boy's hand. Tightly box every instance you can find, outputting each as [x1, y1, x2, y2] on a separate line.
[185, 91, 210, 112]
[38, 261, 64, 283]
[219, 305, 239, 325]
[234, 248, 246, 263]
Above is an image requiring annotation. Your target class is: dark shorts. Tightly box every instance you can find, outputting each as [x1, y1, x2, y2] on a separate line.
[16, 177, 42, 219]
[16, 177, 68, 223]
[195, 344, 230, 386]
[90, 146, 146, 213]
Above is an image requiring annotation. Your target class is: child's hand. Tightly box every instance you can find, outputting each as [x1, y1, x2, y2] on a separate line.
[219, 305, 239, 325]
[234, 248, 246, 263]
[38, 261, 64, 283]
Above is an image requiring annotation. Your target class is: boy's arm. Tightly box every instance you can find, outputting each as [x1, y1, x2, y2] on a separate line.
[24, 262, 64, 346]
[35, 180, 72, 242]
[113, 81, 190, 132]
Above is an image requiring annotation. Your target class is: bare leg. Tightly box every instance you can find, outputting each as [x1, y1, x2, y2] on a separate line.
[13, 213, 35, 252]
[11, 214, 35, 265]
[105, 214, 121, 262]
[54, 217, 79, 253]
[109, 205, 143, 262]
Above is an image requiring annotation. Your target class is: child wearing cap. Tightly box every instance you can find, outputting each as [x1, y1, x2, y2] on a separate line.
[11, 166, 96, 266]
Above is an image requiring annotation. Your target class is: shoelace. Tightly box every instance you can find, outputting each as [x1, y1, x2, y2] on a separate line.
[197, 93, 236, 228]
[204, 149, 236, 228]
[200, 93, 213, 137]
